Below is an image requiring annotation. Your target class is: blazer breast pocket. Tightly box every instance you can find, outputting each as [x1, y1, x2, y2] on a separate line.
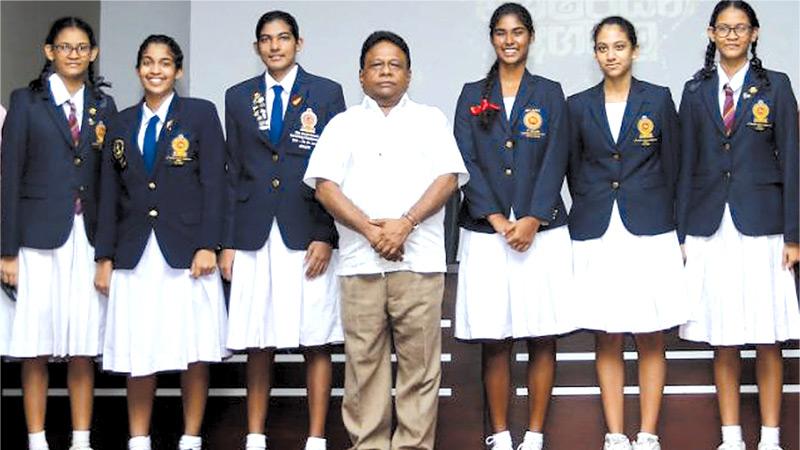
[165, 133, 197, 167]
[631, 113, 660, 147]
[517, 106, 548, 140]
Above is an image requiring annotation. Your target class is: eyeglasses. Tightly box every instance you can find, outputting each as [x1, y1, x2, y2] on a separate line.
[52, 43, 92, 56]
[712, 24, 752, 37]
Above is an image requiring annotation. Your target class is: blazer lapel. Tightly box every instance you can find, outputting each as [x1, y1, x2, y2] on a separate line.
[123, 102, 147, 175]
[508, 71, 534, 132]
[587, 82, 615, 147]
[731, 69, 761, 134]
[489, 79, 510, 134]
[151, 94, 180, 178]
[279, 66, 309, 143]
[701, 72, 727, 136]
[250, 74, 273, 148]
[43, 90, 76, 148]
[617, 78, 646, 144]
[78, 90, 96, 153]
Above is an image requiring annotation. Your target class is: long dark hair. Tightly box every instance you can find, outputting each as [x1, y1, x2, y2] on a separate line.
[29, 17, 109, 98]
[479, 2, 534, 130]
[693, 1, 768, 86]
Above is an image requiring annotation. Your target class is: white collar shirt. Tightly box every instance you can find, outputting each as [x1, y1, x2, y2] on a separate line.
[304, 94, 468, 276]
[717, 62, 749, 116]
[49, 72, 85, 129]
[264, 64, 298, 121]
[137, 92, 175, 153]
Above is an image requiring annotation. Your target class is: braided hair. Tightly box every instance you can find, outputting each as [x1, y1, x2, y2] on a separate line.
[693, 1, 768, 86]
[479, 2, 534, 130]
[29, 17, 110, 99]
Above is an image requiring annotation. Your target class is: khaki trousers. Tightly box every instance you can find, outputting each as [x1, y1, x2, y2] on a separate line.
[340, 271, 444, 450]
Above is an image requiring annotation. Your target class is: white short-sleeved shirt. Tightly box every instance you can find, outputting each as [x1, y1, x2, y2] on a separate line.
[304, 94, 468, 276]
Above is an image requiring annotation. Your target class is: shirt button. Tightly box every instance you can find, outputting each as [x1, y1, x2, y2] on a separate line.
[271, 178, 281, 189]
[611, 181, 620, 190]
[723, 171, 731, 180]
[612, 152, 621, 160]
[148, 208, 158, 218]
[723, 142, 731, 151]
[504, 168, 513, 176]
[505, 139, 514, 149]
[73, 156, 83, 166]
[272, 153, 279, 162]
[148, 182, 156, 190]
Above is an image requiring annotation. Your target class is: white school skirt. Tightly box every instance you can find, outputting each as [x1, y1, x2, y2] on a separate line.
[103, 233, 229, 376]
[0, 291, 12, 355]
[455, 224, 576, 340]
[570, 202, 691, 334]
[227, 221, 342, 350]
[679, 205, 800, 346]
[6, 214, 105, 358]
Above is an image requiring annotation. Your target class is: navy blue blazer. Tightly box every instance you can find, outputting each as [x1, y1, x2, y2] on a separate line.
[566, 79, 680, 241]
[676, 69, 799, 244]
[94, 94, 226, 269]
[455, 71, 569, 233]
[223, 66, 345, 251]
[1, 85, 117, 256]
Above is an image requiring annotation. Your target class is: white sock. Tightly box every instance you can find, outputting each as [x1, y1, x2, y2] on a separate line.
[721, 425, 743, 443]
[489, 430, 512, 447]
[28, 431, 48, 450]
[760, 426, 780, 446]
[636, 432, 658, 443]
[179, 434, 202, 450]
[72, 430, 91, 448]
[128, 436, 151, 450]
[523, 431, 544, 444]
[305, 436, 327, 450]
[246, 433, 267, 449]
[605, 433, 629, 443]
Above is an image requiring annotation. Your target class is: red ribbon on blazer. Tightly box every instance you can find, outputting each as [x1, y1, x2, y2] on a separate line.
[470, 98, 501, 116]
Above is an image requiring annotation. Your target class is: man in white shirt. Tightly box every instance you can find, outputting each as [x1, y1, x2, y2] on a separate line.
[304, 31, 468, 450]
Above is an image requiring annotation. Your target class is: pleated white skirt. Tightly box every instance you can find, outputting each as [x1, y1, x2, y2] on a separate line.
[227, 221, 342, 350]
[0, 290, 16, 356]
[7, 214, 105, 358]
[679, 205, 800, 345]
[570, 202, 691, 333]
[455, 224, 576, 340]
[103, 233, 229, 376]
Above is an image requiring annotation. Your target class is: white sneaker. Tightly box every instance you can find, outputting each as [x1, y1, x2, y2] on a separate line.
[632, 433, 660, 450]
[604, 433, 632, 450]
[486, 434, 514, 450]
[245, 433, 267, 450]
[304, 437, 327, 450]
[517, 440, 543, 450]
[717, 442, 746, 450]
[757, 444, 783, 450]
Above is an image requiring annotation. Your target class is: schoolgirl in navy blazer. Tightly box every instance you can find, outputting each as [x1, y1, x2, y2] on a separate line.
[567, 78, 679, 240]
[456, 69, 568, 233]
[222, 65, 344, 251]
[0, 16, 115, 450]
[676, 2, 799, 448]
[94, 94, 225, 269]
